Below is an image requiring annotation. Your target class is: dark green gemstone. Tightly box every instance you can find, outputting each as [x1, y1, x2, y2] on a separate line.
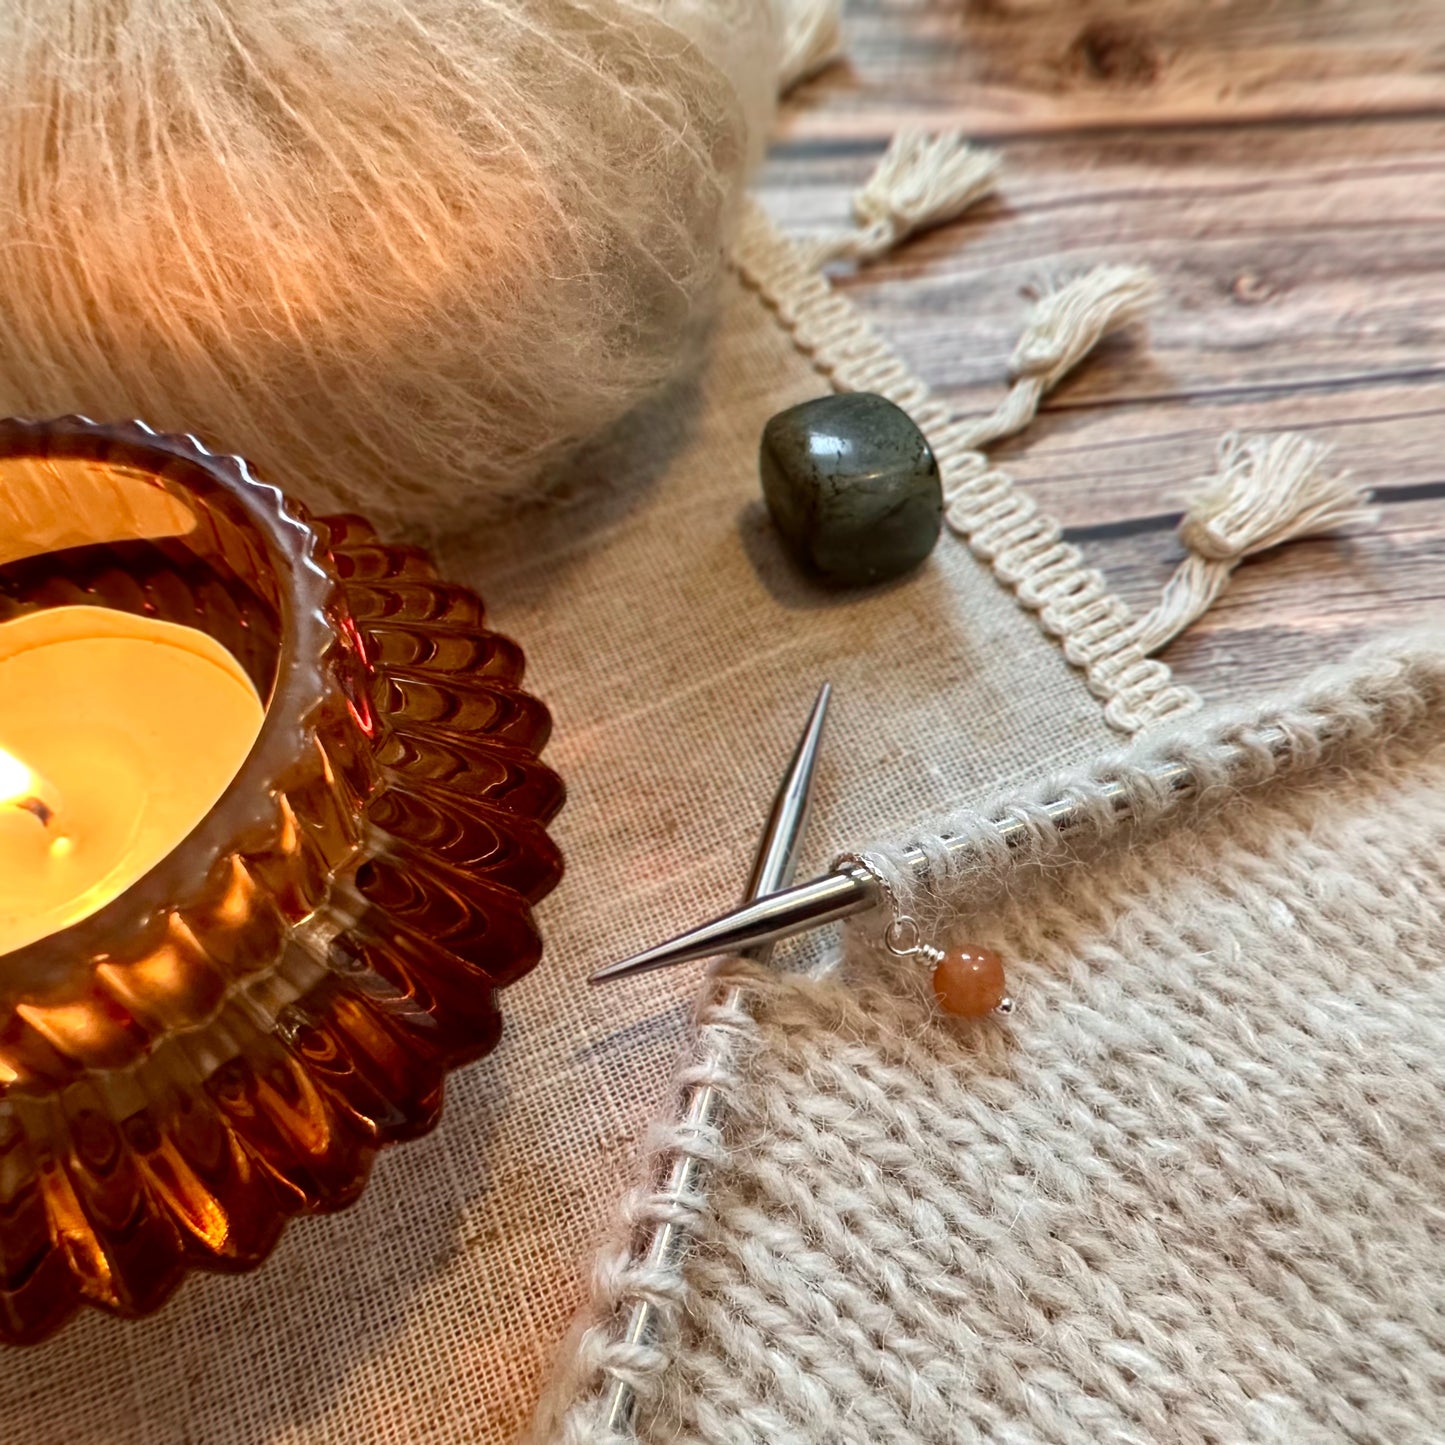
[760, 392, 943, 586]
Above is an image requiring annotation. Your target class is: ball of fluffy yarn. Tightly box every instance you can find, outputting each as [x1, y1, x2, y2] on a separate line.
[0, 0, 777, 525]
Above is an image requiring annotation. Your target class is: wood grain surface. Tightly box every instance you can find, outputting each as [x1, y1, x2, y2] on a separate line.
[756, 0, 1445, 702]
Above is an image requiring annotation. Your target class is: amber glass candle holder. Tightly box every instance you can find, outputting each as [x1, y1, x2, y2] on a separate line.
[0, 417, 563, 1344]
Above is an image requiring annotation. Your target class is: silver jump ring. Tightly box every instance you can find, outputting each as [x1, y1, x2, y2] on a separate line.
[884, 916, 921, 956]
[835, 853, 942, 963]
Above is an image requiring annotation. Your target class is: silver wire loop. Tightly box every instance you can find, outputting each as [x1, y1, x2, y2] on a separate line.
[834, 851, 899, 916]
[884, 916, 922, 956]
[837, 852, 942, 963]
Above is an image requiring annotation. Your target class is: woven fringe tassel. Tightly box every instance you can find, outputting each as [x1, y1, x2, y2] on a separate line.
[778, 0, 844, 93]
[957, 265, 1160, 450]
[807, 130, 1000, 266]
[1128, 434, 1376, 655]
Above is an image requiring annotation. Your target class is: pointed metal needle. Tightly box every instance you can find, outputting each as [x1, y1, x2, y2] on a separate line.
[596, 683, 830, 1437]
[591, 864, 874, 983]
[592, 724, 1305, 982]
[589, 682, 832, 984]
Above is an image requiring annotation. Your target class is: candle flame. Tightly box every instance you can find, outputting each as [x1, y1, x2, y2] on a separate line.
[0, 746, 62, 837]
[0, 747, 31, 808]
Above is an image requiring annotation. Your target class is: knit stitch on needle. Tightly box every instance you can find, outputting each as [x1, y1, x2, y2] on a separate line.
[558, 633, 1445, 1444]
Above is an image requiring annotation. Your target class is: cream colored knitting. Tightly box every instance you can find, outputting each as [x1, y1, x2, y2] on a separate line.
[559, 635, 1445, 1444]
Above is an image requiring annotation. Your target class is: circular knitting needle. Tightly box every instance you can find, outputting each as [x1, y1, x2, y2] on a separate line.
[597, 682, 831, 1436]
[593, 725, 1306, 983]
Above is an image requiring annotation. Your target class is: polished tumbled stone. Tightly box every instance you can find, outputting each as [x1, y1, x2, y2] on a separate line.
[760, 392, 943, 586]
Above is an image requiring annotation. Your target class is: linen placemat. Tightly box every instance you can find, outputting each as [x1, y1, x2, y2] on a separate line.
[1, 211, 1183, 1444]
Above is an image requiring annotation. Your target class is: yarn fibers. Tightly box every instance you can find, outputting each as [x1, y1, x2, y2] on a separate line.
[572, 637, 1445, 1443]
[0, 0, 777, 526]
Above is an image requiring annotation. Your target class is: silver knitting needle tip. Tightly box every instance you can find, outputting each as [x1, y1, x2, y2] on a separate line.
[587, 728, 1254, 981]
[595, 685, 831, 1435]
[589, 682, 833, 984]
[589, 867, 873, 982]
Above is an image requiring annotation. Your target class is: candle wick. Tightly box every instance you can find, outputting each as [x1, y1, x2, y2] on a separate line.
[0, 749, 64, 835]
[16, 794, 55, 828]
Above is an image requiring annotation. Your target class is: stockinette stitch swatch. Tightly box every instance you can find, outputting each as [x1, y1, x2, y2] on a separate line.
[578, 634, 1445, 1444]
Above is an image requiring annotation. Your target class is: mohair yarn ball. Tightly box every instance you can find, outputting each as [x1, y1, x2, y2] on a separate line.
[0, 0, 777, 526]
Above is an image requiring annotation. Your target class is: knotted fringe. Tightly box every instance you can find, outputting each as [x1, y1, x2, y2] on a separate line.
[804, 130, 1001, 267]
[1125, 435, 1375, 655]
[777, 0, 844, 93]
[931, 265, 1207, 732]
[955, 265, 1160, 450]
[806, 182, 1360, 727]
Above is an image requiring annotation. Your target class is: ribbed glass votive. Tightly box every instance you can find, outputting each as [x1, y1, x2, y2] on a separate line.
[0, 417, 563, 1343]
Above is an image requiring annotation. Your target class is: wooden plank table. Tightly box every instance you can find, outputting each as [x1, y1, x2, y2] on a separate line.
[757, 0, 1445, 702]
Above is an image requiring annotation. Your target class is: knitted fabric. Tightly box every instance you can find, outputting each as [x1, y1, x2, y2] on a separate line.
[612, 636, 1445, 1444]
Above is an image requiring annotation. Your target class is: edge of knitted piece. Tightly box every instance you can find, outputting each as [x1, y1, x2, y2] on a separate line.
[859, 625, 1445, 929]
[536, 627, 1445, 1442]
[527, 980, 757, 1445]
[731, 200, 1202, 733]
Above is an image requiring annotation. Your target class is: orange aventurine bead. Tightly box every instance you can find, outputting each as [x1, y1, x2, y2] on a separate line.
[931, 945, 1009, 1018]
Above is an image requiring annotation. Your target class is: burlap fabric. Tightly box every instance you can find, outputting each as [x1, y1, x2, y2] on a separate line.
[0, 202, 1167, 1439]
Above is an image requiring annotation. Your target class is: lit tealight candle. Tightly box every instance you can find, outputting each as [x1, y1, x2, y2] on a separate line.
[0, 746, 64, 834]
[0, 605, 265, 955]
